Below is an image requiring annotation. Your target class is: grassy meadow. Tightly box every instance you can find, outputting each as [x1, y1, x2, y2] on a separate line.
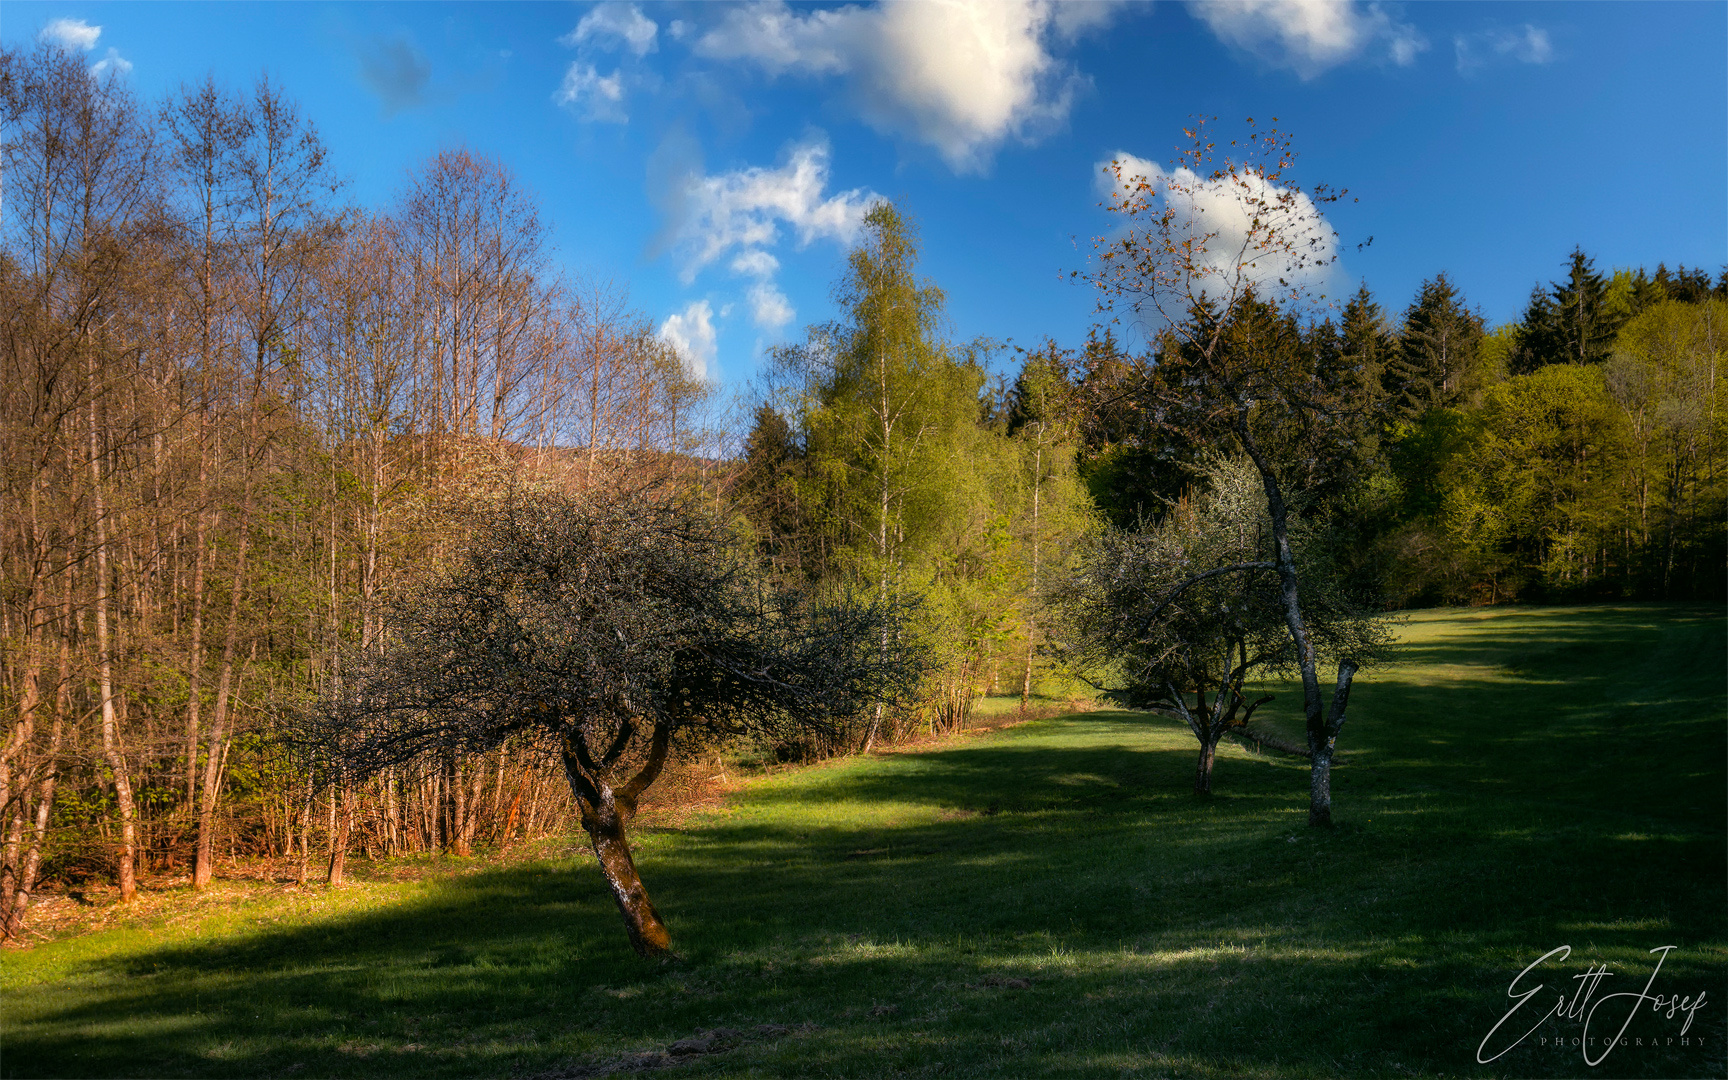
[3, 605, 1723, 1079]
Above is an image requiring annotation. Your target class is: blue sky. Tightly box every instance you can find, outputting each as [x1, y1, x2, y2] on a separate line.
[9, 1, 1725, 392]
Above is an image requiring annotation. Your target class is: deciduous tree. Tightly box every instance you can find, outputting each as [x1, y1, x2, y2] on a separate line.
[295, 488, 923, 956]
[1080, 118, 1386, 826]
[1061, 458, 1289, 792]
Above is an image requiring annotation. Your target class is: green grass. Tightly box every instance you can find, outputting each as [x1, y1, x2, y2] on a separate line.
[4, 605, 1724, 1078]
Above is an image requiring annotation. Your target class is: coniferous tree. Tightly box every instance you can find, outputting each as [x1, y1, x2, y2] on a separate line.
[1551, 247, 1622, 365]
[735, 404, 811, 579]
[1513, 248, 1628, 372]
[1004, 341, 1075, 437]
[1072, 329, 1195, 528]
[1653, 263, 1721, 305]
[1315, 285, 1396, 493]
[1511, 284, 1561, 375]
[1338, 285, 1398, 391]
[1384, 273, 1485, 420]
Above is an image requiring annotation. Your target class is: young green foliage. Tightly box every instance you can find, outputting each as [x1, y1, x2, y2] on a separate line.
[760, 203, 1095, 740]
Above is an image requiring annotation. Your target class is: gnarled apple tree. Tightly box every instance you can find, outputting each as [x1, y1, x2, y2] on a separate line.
[294, 488, 924, 956]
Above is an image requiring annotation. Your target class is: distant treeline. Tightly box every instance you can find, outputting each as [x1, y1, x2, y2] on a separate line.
[1054, 251, 1726, 606]
[741, 246, 1725, 618]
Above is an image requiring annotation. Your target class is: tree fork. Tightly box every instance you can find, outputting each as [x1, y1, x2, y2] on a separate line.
[1306, 660, 1358, 828]
[563, 745, 672, 957]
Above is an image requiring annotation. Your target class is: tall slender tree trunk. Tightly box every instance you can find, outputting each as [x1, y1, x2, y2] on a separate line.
[449, 753, 472, 856]
[183, 464, 210, 812]
[5, 705, 65, 939]
[865, 352, 893, 754]
[295, 771, 314, 886]
[1022, 436, 1043, 707]
[0, 496, 47, 922]
[362, 430, 384, 649]
[382, 768, 400, 855]
[464, 760, 485, 853]
[0, 802, 25, 923]
[90, 367, 138, 902]
[1, 488, 47, 822]
[193, 473, 253, 890]
[325, 782, 347, 885]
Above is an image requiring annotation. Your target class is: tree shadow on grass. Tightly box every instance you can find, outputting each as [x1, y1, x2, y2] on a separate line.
[10, 804, 1722, 1079]
[8, 609, 1725, 1079]
[12, 747, 1722, 1079]
[1384, 604, 1721, 677]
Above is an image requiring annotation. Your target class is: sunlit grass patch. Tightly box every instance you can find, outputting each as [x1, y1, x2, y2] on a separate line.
[3, 605, 1724, 1079]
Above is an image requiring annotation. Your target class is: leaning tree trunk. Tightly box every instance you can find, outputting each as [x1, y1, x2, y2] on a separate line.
[575, 790, 671, 958]
[561, 724, 675, 958]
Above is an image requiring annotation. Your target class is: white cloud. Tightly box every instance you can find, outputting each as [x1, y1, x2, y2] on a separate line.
[563, 3, 658, 57]
[1049, 2, 1123, 41]
[1454, 24, 1553, 73]
[1187, 1, 1426, 79]
[695, 0, 1123, 174]
[661, 139, 880, 285]
[90, 48, 133, 79]
[747, 282, 795, 331]
[658, 139, 881, 334]
[555, 4, 657, 124]
[728, 250, 794, 330]
[40, 18, 100, 51]
[554, 62, 627, 123]
[1097, 152, 1340, 306]
[696, 2, 851, 76]
[659, 300, 718, 380]
[1386, 24, 1426, 66]
[1512, 26, 1553, 64]
[730, 250, 781, 278]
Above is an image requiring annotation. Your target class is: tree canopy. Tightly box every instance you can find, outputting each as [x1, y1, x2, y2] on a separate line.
[298, 488, 923, 955]
[1058, 456, 1388, 794]
[1079, 118, 1386, 826]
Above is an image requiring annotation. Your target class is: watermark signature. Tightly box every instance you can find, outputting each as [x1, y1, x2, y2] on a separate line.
[1478, 945, 1709, 1067]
